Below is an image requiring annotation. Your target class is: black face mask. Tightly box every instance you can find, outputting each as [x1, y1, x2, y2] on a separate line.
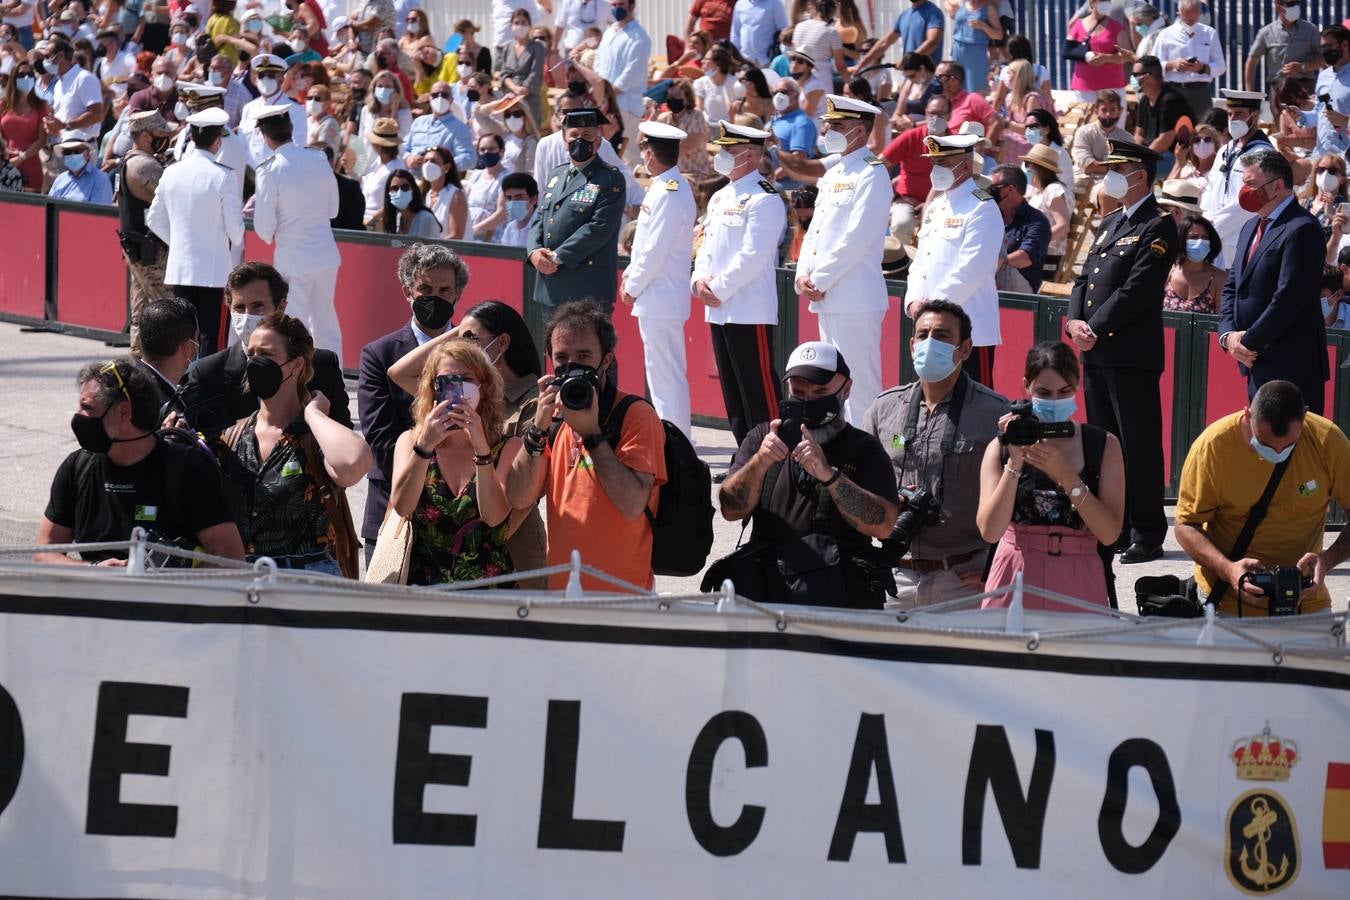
[244, 355, 287, 399]
[351, 86, 368, 101]
[412, 294, 455, 330]
[1324, 46, 1344, 66]
[70, 408, 117, 454]
[791, 69, 808, 82]
[1099, 116, 1119, 130]
[466, 88, 481, 102]
[568, 137, 594, 163]
[567, 79, 587, 95]
[779, 388, 843, 430]
[666, 96, 686, 113]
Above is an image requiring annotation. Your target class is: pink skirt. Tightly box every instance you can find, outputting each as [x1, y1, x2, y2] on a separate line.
[983, 523, 1109, 612]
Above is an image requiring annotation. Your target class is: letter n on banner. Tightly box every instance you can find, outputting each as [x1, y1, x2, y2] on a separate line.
[962, 725, 1056, 868]
[1326, 762, 1350, 868]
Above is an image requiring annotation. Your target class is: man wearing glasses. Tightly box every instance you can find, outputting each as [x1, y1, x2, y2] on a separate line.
[402, 80, 475, 174]
[936, 60, 996, 135]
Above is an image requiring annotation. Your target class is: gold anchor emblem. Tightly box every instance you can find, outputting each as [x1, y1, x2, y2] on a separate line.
[1239, 797, 1288, 887]
[1225, 789, 1299, 895]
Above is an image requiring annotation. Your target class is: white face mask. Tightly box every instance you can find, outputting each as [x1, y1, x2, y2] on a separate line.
[929, 162, 957, 191]
[823, 127, 849, 154]
[1318, 170, 1342, 193]
[1093, 0, 1110, 15]
[154, 73, 174, 92]
[407, 21, 421, 34]
[458, 63, 473, 78]
[733, 80, 746, 99]
[430, 96, 451, 115]
[421, 160, 443, 182]
[174, 101, 189, 120]
[231, 312, 264, 344]
[450, 381, 481, 410]
[1193, 138, 1215, 159]
[772, 92, 791, 111]
[1283, 5, 1301, 21]
[505, 114, 525, 134]
[585, 36, 598, 49]
[1102, 168, 1131, 199]
[258, 76, 279, 96]
[712, 148, 736, 176]
[512, 23, 529, 39]
[927, 114, 947, 135]
[374, 85, 395, 105]
[306, 98, 324, 116]
[1228, 118, 1250, 140]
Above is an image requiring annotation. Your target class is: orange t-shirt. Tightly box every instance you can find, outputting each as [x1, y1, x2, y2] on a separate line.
[545, 394, 667, 591]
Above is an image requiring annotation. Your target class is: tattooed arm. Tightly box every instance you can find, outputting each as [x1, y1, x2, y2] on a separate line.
[827, 475, 898, 540]
[719, 421, 790, 521]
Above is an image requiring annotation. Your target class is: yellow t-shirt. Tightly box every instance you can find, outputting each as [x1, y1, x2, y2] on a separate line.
[1176, 410, 1350, 614]
[207, 14, 242, 65]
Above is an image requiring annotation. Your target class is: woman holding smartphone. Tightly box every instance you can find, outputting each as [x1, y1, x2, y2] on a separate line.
[390, 340, 522, 587]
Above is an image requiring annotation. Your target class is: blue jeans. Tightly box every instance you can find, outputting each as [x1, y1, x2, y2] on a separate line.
[14, 25, 33, 50]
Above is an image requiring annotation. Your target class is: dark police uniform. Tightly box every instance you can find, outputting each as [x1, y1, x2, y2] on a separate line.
[527, 131, 626, 310]
[1067, 139, 1178, 561]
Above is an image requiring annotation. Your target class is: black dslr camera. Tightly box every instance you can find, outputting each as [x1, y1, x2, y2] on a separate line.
[552, 363, 601, 411]
[999, 399, 1076, 446]
[884, 487, 942, 559]
[1238, 566, 1311, 617]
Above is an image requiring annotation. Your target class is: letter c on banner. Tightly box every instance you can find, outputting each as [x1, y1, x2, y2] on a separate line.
[685, 710, 768, 856]
[1097, 738, 1182, 873]
[0, 683, 21, 819]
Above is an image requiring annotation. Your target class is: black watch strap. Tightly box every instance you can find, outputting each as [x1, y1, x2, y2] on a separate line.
[582, 432, 608, 452]
[412, 441, 435, 460]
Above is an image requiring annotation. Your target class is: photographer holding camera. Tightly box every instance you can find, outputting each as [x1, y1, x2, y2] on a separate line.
[1175, 380, 1350, 616]
[708, 343, 899, 609]
[976, 342, 1126, 611]
[506, 301, 667, 591]
[864, 301, 1010, 608]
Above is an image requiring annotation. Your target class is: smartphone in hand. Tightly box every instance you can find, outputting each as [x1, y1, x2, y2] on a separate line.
[434, 375, 466, 430]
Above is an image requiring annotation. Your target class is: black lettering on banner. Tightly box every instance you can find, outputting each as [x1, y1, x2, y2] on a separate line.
[391, 693, 488, 846]
[0, 683, 21, 819]
[685, 710, 768, 857]
[828, 713, 905, 863]
[961, 725, 1056, 868]
[537, 700, 625, 852]
[1097, 738, 1181, 873]
[85, 681, 189, 838]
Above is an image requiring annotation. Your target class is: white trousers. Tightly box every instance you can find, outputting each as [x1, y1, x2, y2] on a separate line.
[618, 104, 642, 167]
[818, 308, 886, 427]
[281, 266, 342, 356]
[636, 315, 691, 438]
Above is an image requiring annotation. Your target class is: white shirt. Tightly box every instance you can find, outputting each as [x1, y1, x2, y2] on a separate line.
[96, 49, 138, 99]
[427, 182, 461, 238]
[497, 207, 538, 247]
[555, 0, 610, 51]
[1, 0, 32, 27]
[175, 127, 247, 197]
[145, 149, 245, 287]
[595, 18, 651, 116]
[694, 73, 736, 128]
[533, 130, 644, 205]
[691, 171, 787, 325]
[466, 167, 504, 240]
[492, 0, 541, 47]
[239, 93, 308, 168]
[252, 142, 341, 275]
[361, 157, 408, 218]
[796, 147, 892, 314]
[51, 64, 103, 141]
[627, 169, 696, 321]
[904, 177, 1005, 346]
[1154, 20, 1226, 83]
[1200, 132, 1274, 269]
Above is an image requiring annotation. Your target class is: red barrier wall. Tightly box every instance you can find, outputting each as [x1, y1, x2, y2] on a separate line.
[0, 201, 46, 320]
[54, 209, 127, 332]
[1204, 334, 1338, 423]
[796, 293, 904, 392]
[612, 289, 728, 418]
[991, 307, 1038, 402]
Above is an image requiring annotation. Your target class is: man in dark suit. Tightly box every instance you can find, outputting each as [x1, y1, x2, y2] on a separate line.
[1066, 139, 1178, 566]
[358, 244, 468, 563]
[179, 262, 351, 440]
[527, 108, 625, 311]
[310, 142, 366, 231]
[137, 297, 199, 422]
[1219, 148, 1329, 414]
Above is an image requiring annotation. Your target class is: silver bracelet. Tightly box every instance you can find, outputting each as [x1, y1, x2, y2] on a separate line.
[1003, 463, 1022, 477]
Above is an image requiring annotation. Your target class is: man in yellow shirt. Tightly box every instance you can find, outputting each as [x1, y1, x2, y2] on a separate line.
[1176, 380, 1350, 615]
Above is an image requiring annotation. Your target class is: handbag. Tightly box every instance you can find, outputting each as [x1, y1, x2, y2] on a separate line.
[1063, 19, 1101, 63]
[365, 511, 413, 585]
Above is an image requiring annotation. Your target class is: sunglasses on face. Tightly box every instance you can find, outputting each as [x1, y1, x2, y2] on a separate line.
[431, 91, 450, 98]
[1317, 167, 1341, 175]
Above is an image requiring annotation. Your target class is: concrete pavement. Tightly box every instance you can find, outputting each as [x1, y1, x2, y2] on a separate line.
[2, 322, 1345, 614]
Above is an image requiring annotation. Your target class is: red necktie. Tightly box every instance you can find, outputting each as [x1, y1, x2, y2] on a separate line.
[1246, 217, 1270, 265]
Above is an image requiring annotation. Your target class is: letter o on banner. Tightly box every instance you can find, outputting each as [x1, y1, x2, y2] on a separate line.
[0, 684, 22, 818]
[1098, 738, 1182, 873]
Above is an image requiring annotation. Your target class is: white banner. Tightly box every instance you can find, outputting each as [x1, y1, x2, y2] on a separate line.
[1, 570, 1348, 898]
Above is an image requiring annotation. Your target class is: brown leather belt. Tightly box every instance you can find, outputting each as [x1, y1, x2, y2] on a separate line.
[894, 548, 984, 574]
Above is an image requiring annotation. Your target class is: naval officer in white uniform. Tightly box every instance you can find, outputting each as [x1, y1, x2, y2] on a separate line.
[621, 121, 697, 437]
[238, 54, 308, 169]
[251, 104, 344, 356]
[145, 106, 245, 356]
[904, 132, 1004, 387]
[1199, 88, 1274, 269]
[173, 81, 246, 196]
[795, 95, 894, 426]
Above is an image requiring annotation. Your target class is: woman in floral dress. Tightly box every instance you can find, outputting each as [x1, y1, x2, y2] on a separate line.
[390, 340, 522, 586]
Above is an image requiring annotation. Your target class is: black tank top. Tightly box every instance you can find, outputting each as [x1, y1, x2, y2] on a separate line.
[117, 152, 154, 238]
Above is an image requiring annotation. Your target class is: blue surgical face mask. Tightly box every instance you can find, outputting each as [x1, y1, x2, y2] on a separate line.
[612, 4, 629, 21]
[1250, 434, 1294, 464]
[911, 336, 960, 382]
[1031, 395, 1077, 423]
[1136, 22, 1151, 36]
[1024, 127, 1043, 145]
[389, 187, 413, 209]
[505, 198, 530, 221]
[1185, 238, 1210, 261]
[1128, 75, 1141, 93]
[63, 153, 87, 173]
[15, 75, 34, 93]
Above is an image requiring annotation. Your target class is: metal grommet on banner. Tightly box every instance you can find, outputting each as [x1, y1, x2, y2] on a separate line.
[775, 613, 787, 632]
[516, 604, 530, 619]
[1272, 650, 1284, 666]
[657, 600, 670, 612]
[1026, 634, 1040, 652]
[895, 613, 909, 623]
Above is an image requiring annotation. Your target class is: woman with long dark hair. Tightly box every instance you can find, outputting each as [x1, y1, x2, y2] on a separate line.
[376, 169, 441, 237]
[419, 146, 468, 240]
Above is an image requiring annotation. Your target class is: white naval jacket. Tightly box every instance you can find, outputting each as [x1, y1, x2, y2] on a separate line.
[145, 149, 244, 288]
[239, 94, 308, 169]
[796, 146, 893, 314]
[252, 142, 341, 275]
[691, 171, 787, 326]
[626, 169, 696, 321]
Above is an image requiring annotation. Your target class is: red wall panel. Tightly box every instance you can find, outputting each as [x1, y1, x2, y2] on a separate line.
[0, 201, 45, 319]
[54, 209, 127, 332]
[797, 292, 904, 393]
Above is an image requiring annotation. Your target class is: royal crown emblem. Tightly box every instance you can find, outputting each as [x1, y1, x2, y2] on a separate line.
[1232, 723, 1299, 782]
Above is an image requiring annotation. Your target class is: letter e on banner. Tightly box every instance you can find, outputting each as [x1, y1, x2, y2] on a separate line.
[685, 711, 768, 857]
[961, 725, 1056, 868]
[86, 681, 190, 838]
[1097, 738, 1181, 873]
[391, 693, 488, 846]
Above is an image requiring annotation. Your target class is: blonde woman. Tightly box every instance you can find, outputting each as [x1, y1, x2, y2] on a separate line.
[390, 341, 522, 587]
[995, 59, 1044, 165]
[304, 83, 342, 157]
[358, 70, 412, 161]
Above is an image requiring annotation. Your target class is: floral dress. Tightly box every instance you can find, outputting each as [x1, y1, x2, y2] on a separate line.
[407, 439, 514, 586]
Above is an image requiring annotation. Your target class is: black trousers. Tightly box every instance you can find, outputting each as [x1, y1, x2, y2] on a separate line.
[1084, 364, 1167, 548]
[710, 322, 781, 445]
[963, 344, 996, 389]
[170, 284, 226, 357]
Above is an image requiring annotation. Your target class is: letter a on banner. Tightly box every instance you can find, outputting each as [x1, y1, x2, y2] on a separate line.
[828, 713, 905, 863]
[961, 725, 1056, 868]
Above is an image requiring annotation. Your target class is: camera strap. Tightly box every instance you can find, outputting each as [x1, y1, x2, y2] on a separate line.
[901, 373, 968, 503]
[1206, 456, 1291, 609]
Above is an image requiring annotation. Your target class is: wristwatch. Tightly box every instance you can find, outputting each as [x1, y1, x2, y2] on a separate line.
[411, 441, 435, 460]
[582, 432, 608, 452]
[1068, 482, 1090, 504]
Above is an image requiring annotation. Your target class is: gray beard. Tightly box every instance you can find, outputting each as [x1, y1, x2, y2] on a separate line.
[809, 416, 846, 445]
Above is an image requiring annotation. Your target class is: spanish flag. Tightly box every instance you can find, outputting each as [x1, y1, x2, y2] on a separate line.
[1327, 763, 1350, 868]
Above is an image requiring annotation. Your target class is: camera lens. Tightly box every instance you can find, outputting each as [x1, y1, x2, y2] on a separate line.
[559, 376, 594, 410]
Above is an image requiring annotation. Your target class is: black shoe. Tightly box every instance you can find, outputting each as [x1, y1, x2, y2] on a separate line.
[712, 471, 728, 484]
[1119, 543, 1164, 564]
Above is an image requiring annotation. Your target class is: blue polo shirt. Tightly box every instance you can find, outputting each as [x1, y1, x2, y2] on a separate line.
[49, 164, 113, 206]
[1005, 201, 1051, 292]
[894, 0, 945, 55]
[771, 107, 817, 155]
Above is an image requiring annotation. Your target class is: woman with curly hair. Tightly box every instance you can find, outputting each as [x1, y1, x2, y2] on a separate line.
[390, 340, 523, 586]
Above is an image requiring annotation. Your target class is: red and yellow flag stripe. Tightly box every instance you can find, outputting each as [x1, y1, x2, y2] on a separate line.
[1326, 763, 1350, 869]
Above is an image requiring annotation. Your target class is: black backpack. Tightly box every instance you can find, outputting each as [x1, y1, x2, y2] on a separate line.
[606, 396, 715, 577]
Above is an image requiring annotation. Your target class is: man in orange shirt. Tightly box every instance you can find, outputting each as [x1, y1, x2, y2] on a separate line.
[507, 301, 667, 590]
